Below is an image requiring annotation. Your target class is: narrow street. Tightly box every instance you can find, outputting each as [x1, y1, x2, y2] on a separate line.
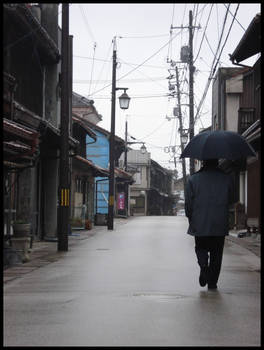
[4, 216, 260, 346]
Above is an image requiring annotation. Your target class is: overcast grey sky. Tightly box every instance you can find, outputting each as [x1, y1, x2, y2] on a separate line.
[64, 3, 261, 176]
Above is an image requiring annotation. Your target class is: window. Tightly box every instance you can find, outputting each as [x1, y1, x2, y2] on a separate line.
[133, 168, 142, 185]
[238, 108, 255, 134]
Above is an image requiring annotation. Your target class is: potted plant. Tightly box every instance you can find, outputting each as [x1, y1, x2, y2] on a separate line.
[70, 217, 83, 229]
[85, 219, 92, 230]
[12, 219, 31, 238]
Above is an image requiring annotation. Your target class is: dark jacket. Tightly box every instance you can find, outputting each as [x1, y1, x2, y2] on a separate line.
[185, 166, 234, 236]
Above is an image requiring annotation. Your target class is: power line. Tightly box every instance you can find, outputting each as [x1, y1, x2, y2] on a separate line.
[92, 94, 170, 99]
[118, 59, 168, 90]
[204, 33, 216, 57]
[74, 55, 168, 69]
[136, 120, 168, 141]
[193, 4, 214, 63]
[223, 3, 246, 31]
[193, 4, 208, 54]
[74, 76, 166, 84]
[193, 5, 231, 124]
[167, 3, 175, 62]
[90, 40, 113, 97]
[88, 42, 97, 97]
[120, 34, 169, 39]
[89, 30, 184, 97]
[213, 4, 240, 73]
[78, 4, 96, 43]
[194, 4, 240, 124]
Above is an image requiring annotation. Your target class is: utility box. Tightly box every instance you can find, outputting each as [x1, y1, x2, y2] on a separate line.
[181, 46, 190, 63]
[173, 107, 179, 116]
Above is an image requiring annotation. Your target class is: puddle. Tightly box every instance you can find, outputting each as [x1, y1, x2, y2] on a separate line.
[128, 292, 188, 302]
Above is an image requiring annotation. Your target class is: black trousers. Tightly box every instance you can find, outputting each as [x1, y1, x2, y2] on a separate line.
[194, 236, 225, 285]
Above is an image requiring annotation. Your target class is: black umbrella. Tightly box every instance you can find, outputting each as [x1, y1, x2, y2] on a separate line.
[180, 130, 256, 160]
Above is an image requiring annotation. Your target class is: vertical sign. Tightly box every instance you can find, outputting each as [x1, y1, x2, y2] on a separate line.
[117, 192, 125, 210]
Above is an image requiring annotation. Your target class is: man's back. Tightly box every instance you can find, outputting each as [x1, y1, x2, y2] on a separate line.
[185, 166, 234, 236]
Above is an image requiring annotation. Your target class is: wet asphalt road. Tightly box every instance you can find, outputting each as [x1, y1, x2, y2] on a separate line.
[4, 216, 260, 346]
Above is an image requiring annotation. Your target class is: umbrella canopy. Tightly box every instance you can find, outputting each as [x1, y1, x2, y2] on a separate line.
[180, 130, 256, 160]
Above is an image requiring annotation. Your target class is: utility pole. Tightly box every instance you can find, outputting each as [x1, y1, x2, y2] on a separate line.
[108, 37, 117, 230]
[175, 66, 187, 189]
[108, 37, 130, 229]
[188, 10, 195, 175]
[58, 3, 69, 251]
[124, 118, 128, 171]
[170, 11, 199, 176]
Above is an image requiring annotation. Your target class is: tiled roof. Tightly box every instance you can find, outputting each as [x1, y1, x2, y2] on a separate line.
[72, 92, 94, 107]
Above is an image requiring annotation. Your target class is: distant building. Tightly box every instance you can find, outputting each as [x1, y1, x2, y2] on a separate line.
[72, 91, 102, 125]
[120, 150, 176, 216]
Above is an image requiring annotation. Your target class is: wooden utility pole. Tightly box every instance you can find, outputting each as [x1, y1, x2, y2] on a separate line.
[58, 3, 69, 251]
[188, 10, 195, 175]
[108, 37, 117, 230]
[170, 13, 200, 176]
[175, 66, 187, 189]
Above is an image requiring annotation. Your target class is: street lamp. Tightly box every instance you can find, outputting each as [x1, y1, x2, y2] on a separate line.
[180, 129, 189, 145]
[140, 143, 147, 154]
[119, 89, 130, 110]
[124, 118, 147, 171]
[108, 36, 130, 230]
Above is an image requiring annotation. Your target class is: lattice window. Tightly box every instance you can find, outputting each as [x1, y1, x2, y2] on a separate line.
[238, 108, 255, 134]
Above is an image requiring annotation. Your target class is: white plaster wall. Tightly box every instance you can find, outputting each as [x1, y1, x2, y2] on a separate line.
[225, 94, 240, 132]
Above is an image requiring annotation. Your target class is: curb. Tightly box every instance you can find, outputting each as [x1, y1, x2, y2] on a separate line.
[226, 231, 261, 258]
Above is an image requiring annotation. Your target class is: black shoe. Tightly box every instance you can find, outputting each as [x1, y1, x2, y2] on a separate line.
[199, 267, 208, 287]
[208, 283, 217, 290]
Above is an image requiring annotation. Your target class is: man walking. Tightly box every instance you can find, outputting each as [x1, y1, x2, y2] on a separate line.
[185, 159, 235, 290]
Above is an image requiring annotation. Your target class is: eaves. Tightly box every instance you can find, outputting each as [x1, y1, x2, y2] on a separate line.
[3, 118, 40, 165]
[72, 116, 97, 141]
[230, 13, 261, 64]
[4, 3, 60, 64]
[74, 155, 109, 177]
[11, 99, 79, 150]
[83, 119, 125, 144]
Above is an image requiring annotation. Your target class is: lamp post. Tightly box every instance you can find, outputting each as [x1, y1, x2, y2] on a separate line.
[108, 37, 130, 230]
[124, 119, 146, 171]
